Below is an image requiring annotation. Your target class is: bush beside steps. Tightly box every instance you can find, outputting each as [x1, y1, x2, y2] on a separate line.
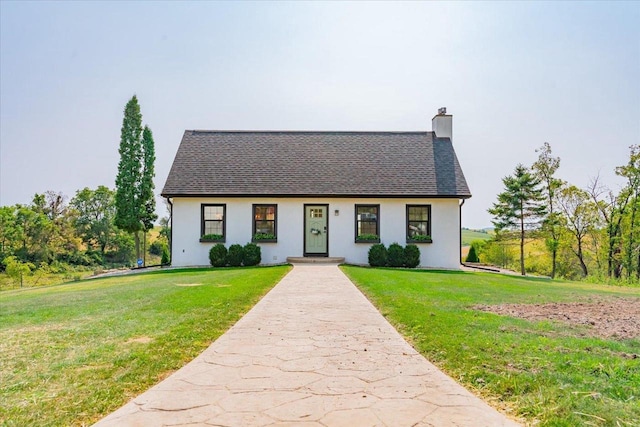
[209, 243, 262, 267]
[368, 243, 420, 268]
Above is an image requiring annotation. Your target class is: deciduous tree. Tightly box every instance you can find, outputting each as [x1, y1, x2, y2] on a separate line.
[615, 145, 640, 278]
[71, 186, 117, 256]
[556, 184, 599, 277]
[532, 142, 563, 278]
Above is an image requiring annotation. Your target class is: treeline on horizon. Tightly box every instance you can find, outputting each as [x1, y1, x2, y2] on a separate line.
[0, 187, 171, 282]
[469, 143, 640, 284]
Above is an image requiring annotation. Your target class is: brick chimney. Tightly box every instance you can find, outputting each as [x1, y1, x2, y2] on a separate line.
[432, 107, 452, 141]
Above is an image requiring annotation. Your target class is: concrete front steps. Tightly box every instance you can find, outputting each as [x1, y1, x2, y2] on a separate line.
[286, 256, 345, 264]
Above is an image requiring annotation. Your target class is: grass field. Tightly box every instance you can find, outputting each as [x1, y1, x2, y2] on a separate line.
[461, 228, 494, 246]
[0, 265, 291, 426]
[342, 266, 640, 426]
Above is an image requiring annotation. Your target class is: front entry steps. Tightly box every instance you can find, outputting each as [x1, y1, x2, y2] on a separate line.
[287, 257, 345, 264]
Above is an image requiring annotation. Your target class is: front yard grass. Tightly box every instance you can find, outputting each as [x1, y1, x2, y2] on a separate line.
[342, 266, 640, 427]
[0, 265, 291, 426]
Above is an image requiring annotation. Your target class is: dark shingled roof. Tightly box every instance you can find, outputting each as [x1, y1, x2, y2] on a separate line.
[161, 131, 471, 198]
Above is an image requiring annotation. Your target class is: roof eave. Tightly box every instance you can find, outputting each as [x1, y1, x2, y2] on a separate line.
[161, 192, 472, 199]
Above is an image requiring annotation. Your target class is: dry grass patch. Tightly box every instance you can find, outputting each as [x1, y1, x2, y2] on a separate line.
[476, 296, 640, 340]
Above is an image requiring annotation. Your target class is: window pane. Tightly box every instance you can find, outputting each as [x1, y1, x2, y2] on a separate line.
[408, 221, 428, 236]
[359, 222, 377, 235]
[205, 221, 223, 235]
[266, 206, 275, 220]
[255, 206, 275, 221]
[205, 206, 223, 220]
[255, 220, 275, 235]
[254, 207, 264, 220]
[357, 206, 377, 221]
[408, 206, 428, 221]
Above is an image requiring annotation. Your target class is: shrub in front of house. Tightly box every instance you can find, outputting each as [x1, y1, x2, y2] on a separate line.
[209, 243, 228, 267]
[404, 244, 420, 268]
[387, 243, 405, 267]
[243, 243, 261, 266]
[368, 243, 388, 267]
[227, 244, 244, 267]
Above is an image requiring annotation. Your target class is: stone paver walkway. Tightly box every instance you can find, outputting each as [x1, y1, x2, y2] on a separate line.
[96, 264, 520, 426]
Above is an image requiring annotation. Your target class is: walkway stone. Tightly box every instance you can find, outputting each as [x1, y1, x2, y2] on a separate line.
[95, 264, 520, 426]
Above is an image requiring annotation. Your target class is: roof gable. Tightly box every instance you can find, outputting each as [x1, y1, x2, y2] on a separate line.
[161, 131, 471, 198]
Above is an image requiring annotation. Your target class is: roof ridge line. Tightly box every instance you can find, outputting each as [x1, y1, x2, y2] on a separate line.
[189, 130, 431, 135]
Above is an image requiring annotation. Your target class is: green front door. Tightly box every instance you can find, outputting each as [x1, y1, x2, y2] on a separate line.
[304, 205, 328, 256]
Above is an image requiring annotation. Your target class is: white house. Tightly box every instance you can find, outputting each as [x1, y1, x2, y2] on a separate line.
[161, 109, 471, 268]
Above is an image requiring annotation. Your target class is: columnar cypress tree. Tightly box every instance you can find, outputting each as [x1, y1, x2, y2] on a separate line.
[489, 164, 547, 275]
[114, 95, 156, 264]
[140, 126, 157, 232]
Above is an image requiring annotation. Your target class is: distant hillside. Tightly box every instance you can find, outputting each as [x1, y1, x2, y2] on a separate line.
[461, 228, 494, 246]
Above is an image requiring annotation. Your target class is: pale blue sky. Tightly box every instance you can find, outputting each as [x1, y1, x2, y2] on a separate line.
[1, 1, 638, 228]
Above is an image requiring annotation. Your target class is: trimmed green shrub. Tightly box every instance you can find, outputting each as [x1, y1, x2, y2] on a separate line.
[387, 243, 405, 267]
[404, 244, 420, 268]
[368, 243, 388, 267]
[209, 244, 228, 267]
[465, 245, 480, 263]
[243, 243, 261, 266]
[227, 244, 244, 267]
[408, 234, 431, 242]
[253, 233, 276, 241]
[356, 233, 379, 242]
[161, 246, 170, 265]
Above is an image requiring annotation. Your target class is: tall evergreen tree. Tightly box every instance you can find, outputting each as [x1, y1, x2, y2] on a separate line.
[489, 164, 547, 275]
[140, 126, 157, 232]
[532, 142, 563, 278]
[115, 95, 156, 264]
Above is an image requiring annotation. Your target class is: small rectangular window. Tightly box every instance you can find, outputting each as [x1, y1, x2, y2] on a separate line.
[253, 204, 277, 241]
[355, 204, 380, 242]
[201, 204, 226, 241]
[406, 205, 432, 243]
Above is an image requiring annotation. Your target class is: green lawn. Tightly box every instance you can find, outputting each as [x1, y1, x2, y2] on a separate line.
[0, 265, 291, 426]
[342, 266, 640, 427]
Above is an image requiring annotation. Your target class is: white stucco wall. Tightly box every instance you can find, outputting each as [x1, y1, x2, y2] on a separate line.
[169, 197, 463, 269]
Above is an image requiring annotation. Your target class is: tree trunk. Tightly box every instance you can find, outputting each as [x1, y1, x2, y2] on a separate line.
[143, 231, 147, 267]
[626, 198, 637, 278]
[607, 223, 615, 277]
[520, 201, 525, 276]
[551, 247, 557, 279]
[577, 240, 588, 277]
[134, 231, 140, 266]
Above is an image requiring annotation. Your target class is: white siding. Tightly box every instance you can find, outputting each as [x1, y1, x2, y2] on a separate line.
[170, 197, 462, 269]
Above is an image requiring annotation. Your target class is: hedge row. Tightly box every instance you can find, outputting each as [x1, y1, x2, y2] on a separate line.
[368, 243, 420, 268]
[209, 243, 261, 267]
